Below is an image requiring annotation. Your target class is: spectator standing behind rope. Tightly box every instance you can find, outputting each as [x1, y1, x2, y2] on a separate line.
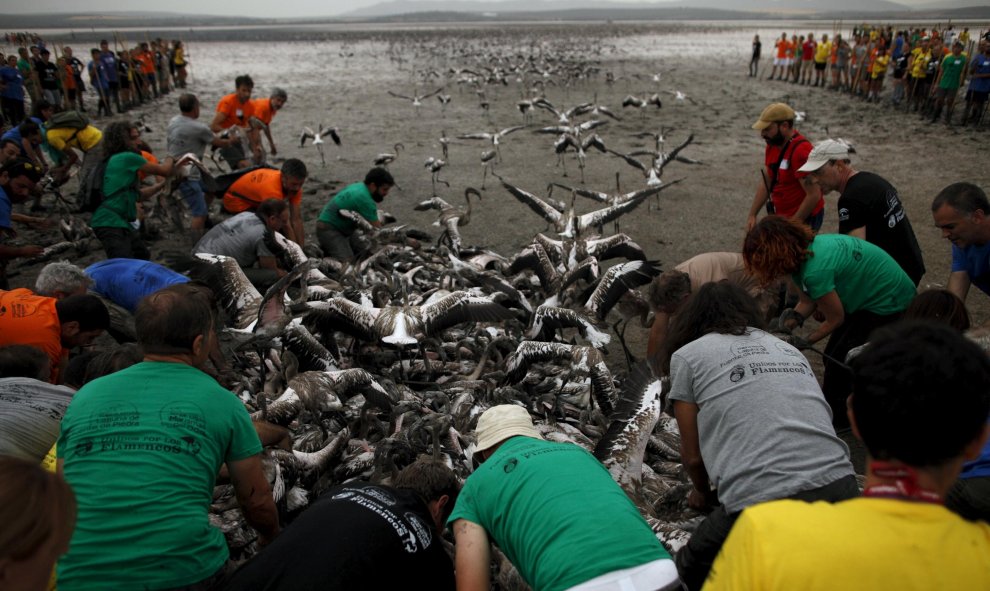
[703, 321, 990, 590]
[664, 282, 857, 591]
[743, 216, 916, 430]
[56, 283, 280, 591]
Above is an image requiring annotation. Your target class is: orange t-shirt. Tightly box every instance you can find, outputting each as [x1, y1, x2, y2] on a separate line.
[63, 64, 76, 90]
[215, 93, 255, 130]
[786, 40, 797, 58]
[135, 52, 155, 75]
[250, 98, 276, 126]
[776, 39, 788, 59]
[0, 289, 64, 384]
[137, 150, 158, 182]
[222, 168, 301, 213]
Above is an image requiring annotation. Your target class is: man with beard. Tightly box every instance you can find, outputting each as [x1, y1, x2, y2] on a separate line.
[316, 167, 394, 262]
[746, 102, 824, 232]
[220, 158, 307, 246]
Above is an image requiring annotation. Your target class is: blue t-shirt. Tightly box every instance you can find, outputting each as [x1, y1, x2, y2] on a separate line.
[951, 242, 990, 297]
[85, 258, 189, 313]
[961, 432, 990, 479]
[0, 186, 12, 230]
[99, 51, 118, 82]
[0, 65, 24, 101]
[969, 54, 990, 93]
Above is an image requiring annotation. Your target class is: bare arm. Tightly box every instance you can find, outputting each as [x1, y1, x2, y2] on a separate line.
[792, 176, 822, 224]
[453, 519, 491, 591]
[805, 290, 845, 344]
[258, 255, 287, 277]
[228, 454, 280, 546]
[209, 111, 228, 133]
[289, 202, 305, 247]
[948, 270, 971, 302]
[0, 243, 44, 259]
[673, 400, 717, 509]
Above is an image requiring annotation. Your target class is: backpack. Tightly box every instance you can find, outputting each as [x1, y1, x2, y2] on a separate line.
[49, 110, 90, 130]
[76, 159, 109, 213]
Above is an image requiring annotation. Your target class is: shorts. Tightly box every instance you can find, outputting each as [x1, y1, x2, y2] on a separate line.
[219, 142, 247, 170]
[934, 86, 959, 98]
[966, 89, 989, 104]
[773, 57, 787, 66]
[119, 77, 130, 90]
[815, 61, 827, 71]
[108, 80, 120, 91]
[872, 74, 885, 82]
[178, 179, 209, 217]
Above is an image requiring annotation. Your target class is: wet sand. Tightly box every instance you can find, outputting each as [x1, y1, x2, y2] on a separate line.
[5, 21, 989, 365]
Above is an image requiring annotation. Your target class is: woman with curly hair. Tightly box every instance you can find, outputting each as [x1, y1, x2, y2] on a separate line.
[742, 215, 916, 429]
[89, 121, 186, 259]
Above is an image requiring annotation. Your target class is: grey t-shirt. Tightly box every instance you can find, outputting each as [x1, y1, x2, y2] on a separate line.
[166, 114, 214, 180]
[669, 329, 853, 513]
[193, 211, 273, 268]
[0, 377, 74, 462]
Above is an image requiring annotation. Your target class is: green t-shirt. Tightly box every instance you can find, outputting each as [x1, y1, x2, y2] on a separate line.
[56, 361, 262, 590]
[794, 234, 916, 316]
[90, 151, 146, 229]
[939, 53, 967, 89]
[317, 181, 378, 232]
[447, 437, 669, 591]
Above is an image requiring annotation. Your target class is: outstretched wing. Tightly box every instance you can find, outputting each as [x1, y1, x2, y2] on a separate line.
[387, 91, 414, 101]
[501, 179, 563, 227]
[304, 297, 380, 343]
[420, 291, 514, 337]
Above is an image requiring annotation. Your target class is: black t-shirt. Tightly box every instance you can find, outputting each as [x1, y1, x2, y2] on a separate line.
[221, 483, 455, 591]
[837, 171, 925, 285]
[753, 41, 762, 59]
[38, 61, 59, 90]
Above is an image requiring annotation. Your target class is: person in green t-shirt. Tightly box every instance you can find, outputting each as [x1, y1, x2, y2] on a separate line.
[449, 405, 678, 591]
[315, 166, 394, 262]
[89, 120, 187, 260]
[931, 41, 968, 124]
[56, 283, 279, 591]
[743, 215, 916, 429]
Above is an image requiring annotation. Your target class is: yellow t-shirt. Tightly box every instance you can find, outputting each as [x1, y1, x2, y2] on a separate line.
[46, 125, 103, 152]
[815, 41, 833, 63]
[910, 48, 932, 78]
[872, 55, 891, 77]
[703, 498, 990, 591]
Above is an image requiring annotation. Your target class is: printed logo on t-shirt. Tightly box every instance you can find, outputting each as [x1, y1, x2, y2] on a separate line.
[729, 365, 746, 382]
[405, 511, 433, 550]
[838, 207, 850, 222]
[780, 159, 790, 171]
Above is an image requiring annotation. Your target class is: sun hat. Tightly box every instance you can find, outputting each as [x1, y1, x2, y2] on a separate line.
[798, 139, 853, 172]
[752, 103, 796, 130]
[474, 405, 541, 453]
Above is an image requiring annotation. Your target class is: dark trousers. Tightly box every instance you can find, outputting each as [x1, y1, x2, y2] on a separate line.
[94, 226, 150, 260]
[675, 474, 859, 591]
[822, 310, 901, 429]
[1, 96, 25, 126]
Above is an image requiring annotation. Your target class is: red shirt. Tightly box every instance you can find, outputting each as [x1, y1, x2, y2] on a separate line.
[802, 41, 816, 60]
[764, 132, 824, 219]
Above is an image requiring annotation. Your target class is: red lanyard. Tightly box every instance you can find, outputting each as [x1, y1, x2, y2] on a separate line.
[862, 462, 942, 504]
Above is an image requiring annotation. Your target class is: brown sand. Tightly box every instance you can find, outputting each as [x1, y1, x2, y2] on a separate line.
[7, 22, 990, 364]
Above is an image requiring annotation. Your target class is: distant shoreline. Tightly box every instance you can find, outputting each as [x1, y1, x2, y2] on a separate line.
[5, 17, 989, 44]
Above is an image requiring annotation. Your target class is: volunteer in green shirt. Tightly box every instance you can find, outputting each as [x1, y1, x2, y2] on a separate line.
[744, 216, 916, 429]
[931, 41, 968, 124]
[315, 166, 393, 262]
[56, 283, 279, 591]
[449, 405, 678, 591]
[90, 120, 186, 260]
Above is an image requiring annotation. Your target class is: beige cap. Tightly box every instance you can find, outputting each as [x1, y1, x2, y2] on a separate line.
[474, 405, 541, 453]
[798, 139, 852, 172]
[752, 103, 797, 130]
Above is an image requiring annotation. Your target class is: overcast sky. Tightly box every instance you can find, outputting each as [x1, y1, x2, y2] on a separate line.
[1, 0, 934, 19]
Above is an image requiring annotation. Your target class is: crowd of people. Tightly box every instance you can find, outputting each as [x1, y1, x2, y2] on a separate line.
[750, 24, 990, 126]
[0, 23, 989, 591]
